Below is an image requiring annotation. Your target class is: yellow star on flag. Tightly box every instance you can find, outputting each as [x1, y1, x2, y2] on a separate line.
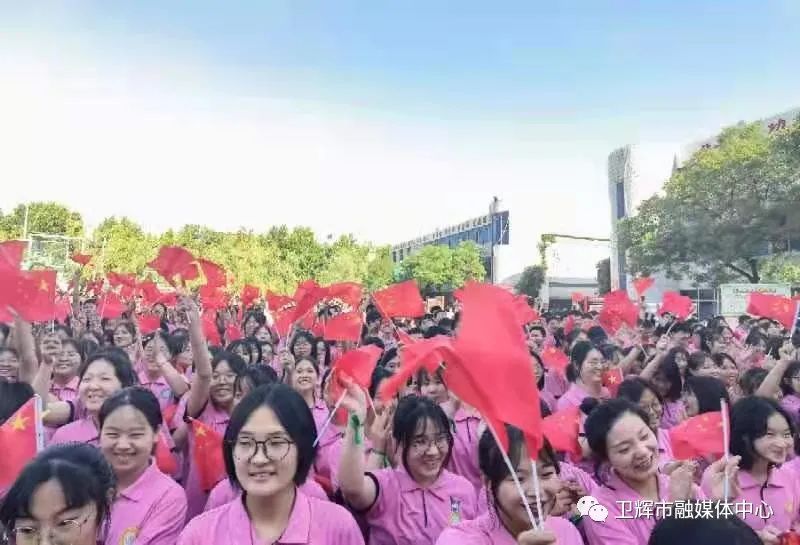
[607, 375, 618, 384]
[10, 413, 28, 431]
[39, 279, 49, 291]
[195, 426, 206, 437]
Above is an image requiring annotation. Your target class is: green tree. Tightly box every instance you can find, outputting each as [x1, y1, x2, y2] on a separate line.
[0, 202, 84, 239]
[400, 242, 485, 292]
[516, 265, 546, 299]
[596, 258, 611, 295]
[451, 242, 487, 286]
[90, 217, 154, 276]
[619, 122, 800, 284]
[364, 246, 395, 291]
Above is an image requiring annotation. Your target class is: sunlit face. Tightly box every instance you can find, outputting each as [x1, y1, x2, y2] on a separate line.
[638, 388, 663, 430]
[100, 405, 158, 481]
[232, 406, 298, 498]
[606, 413, 659, 483]
[291, 359, 318, 398]
[752, 413, 793, 466]
[13, 479, 99, 545]
[403, 418, 450, 484]
[528, 329, 545, 349]
[40, 334, 63, 362]
[210, 361, 236, 407]
[113, 325, 134, 348]
[578, 349, 606, 385]
[420, 372, 448, 404]
[55, 344, 82, 380]
[492, 446, 559, 527]
[79, 359, 123, 414]
[0, 349, 21, 381]
[292, 338, 312, 359]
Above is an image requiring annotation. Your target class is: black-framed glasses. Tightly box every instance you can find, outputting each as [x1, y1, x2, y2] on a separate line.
[232, 437, 294, 461]
[410, 434, 450, 454]
[9, 513, 91, 545]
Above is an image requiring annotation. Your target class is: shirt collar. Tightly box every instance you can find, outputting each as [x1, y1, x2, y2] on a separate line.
[738, 466, 787, 490]
[396, 465, 451, 499]
[119, 461, 159, 502]
[606, 469, 670, 501]
[138, 370, 167, 386]
[230, 490, 311, 545]
[53, 376, 80, 391]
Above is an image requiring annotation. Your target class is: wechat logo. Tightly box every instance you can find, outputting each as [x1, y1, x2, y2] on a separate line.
[578, 496, 609, 522]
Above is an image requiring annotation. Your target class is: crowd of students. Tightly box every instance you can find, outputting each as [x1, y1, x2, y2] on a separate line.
[0, 291, 799, 545]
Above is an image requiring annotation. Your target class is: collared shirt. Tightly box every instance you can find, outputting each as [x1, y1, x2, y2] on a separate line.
[447, 408, 482, 493]
[556, 383, 609, 412]
[49, 416, 99, 446]
[50, 376, 80, 403]
[204, 478, 329, 512]
[660, 400, 686, 429]
[105, 462, 187, 545]
[138, 370, 188, 410]
[178, 490, 364, 545]
[436, 511, 583, 545]
[365, 466, 477, 545]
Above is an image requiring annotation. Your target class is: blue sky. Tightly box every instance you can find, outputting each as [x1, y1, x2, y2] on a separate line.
[1, 1, 798, 278]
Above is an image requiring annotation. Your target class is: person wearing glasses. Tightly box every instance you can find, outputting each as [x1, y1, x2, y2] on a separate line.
[0, 443, 116, 545]
[99, 387, 187, 545]
[177, 384, 364, 545]
[556, 341, 610, 412]
[338, 382, 477, 545]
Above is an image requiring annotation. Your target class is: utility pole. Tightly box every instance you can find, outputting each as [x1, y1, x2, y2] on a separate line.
[489, 196, 500, 284]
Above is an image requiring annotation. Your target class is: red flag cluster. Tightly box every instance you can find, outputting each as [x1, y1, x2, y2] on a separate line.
[598, 290, 638, 334]
[659, 291, 694, 321]
[669, 411, 726, 460]
[747, 292, 799, 330]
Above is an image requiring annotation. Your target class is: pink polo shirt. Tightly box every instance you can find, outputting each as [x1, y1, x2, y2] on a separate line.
[49, 416, 99, 446]
[660, 400, 686, 429]
[782, 394, 800, 426]
[50, 376, 80, 404]
[178, 491, 364, 545]
[139, 370, 188, 411]
[310, 401, 330, 434]
[657, 428, 675, 468]
[556, 383, 609, 412]
[175, 396, 231, 520]
[314, 426, 344, 487]
[701, 463, 800, 533]
[447, 409, 482, 493]
[540, 390, 557, 413]
[436, 511, 583, 545]
[204, 479, 329, 511]
[364, 466, 477, 545]
[544, 371, 569, 400]
[559, 461, 599, 496]
[583, 470, 704, 545]
[105, 462, 188, 545]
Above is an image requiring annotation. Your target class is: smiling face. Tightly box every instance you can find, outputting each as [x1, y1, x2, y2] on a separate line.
[55, 344, 82, 380]
[605, 413, 659, 484]
[232, 406, 297, 498]
[291, 359, 318, 398]
[79, 359, 123, 414]
[494, 446, 559, 528]
[752, 412, 793, 466]
[292, 338, 312, 359]
[579, 349, 606, 385]
[100, 405, 158, 482]
[210, 361, 237, 407]
[113, 325, 133, 349]
[0, 348, 21, 382]
[637, 387, 663, 430]
[419, 372, 448, 404]
[404, 418, 450, 484]
[39, 334, 63, 362]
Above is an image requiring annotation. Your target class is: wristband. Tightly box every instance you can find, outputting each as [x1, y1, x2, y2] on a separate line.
[349, 413, 364, 446]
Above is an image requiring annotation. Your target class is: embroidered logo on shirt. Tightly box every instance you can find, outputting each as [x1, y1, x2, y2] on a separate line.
[120, 527, 139, 545]
[449, 497, 462, 524]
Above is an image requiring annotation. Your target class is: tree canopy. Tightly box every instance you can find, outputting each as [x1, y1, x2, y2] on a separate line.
[0, 202, 482, 294]
[515, 265, 545, 299]
[596, 258, 611, 295]
[619, 119, 800, 285]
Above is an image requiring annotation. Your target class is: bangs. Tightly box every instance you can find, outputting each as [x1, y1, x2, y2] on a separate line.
[3, 461, 95, 521]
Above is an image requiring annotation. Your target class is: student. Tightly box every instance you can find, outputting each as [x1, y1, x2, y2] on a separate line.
[616, 377, 674, 466]
[682, 375, 729, 418]
[99, 387, 187, 545]
[531, 350, 556, 412]
[436, 426, 583, 545]
[50, 338, 83, 403]
[701, 396, 800, 537]
[288, 356, 328, 433]
[233, 364, 279, 406]
[139, 330, 190, 410]
[0, 443, 116, 545]
[46, 349, 138, 445]
[581, 399, 735, 545]
[418, 368, 449, 405]
[178, 384, 364, 544]
[556, 341, 610, 411]
[339, 384, 477, 545]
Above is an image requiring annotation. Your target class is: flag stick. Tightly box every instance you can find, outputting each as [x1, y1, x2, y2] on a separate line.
[34, 394, 45, 452]
[530, 456, 545, 531]
[313, 390, 348, 448]
[720, 397, 730, 504]
[485, 420, 541, 531]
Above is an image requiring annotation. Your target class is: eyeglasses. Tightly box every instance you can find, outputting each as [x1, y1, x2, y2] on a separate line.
[410, 434, 450, 454]
[232, 437, 294, 461]
[10, 514, 90, 545]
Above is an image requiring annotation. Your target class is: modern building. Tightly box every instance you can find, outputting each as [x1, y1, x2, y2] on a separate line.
[607, 107, 799, 318]
[391, 198, 510, 284]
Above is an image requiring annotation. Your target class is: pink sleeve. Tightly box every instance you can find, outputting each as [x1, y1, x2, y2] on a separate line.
[583, 514, 643, 545]
[176, 518, 204, 545]
[137, 487, 188, 545]
[365, 469, 398, 520]
[205, 481, 237, 511]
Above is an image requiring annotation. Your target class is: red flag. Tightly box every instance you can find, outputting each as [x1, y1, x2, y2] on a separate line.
[602, 367, 624, 396]
[512, 295, 539, 326]
[198, 259, 227, 288]
[602, 290, 639, 330]
[563, 315, 576, 335]
[324, 282, 363, 309]
[293, 280, 321, 303]
[310, 321, 324, 338]
[138, 314, 161, 335]
[379, 336, 452, 401]
[199, 286, 228, 311]
[746, 293, 798, 330]
[137, 281, 161, 306]
[659, 291, 695, 321]
[324, 311, 363, 342]
[373, 280, 426, 318]
[541, 406, 581, 456]
[332, 345, 383, 390]
[0, 241, 26, 271]
[669, 411, 725, 460]
[0, 398, 41, 489]
[106, 272, 137, 290]
[571, 292, 585, 304]
[148, 246, 199, 286]
[54, 298, 71, 322]
[201, 312, 222, 345]
[3, 269, 58, 323]
[293, 285, 328, 325]
[541, 346, 570, 376]
[98, 292, 127, 319]
[451, 282, 543, 455]
[632, 277, 655, 296]
[155, 292, 178, 308]
[453, 288, 465, 302]
[273, 308, 294, 338]
[266, 292, 294, 311]
[225, 323, 243, 342]
[240, 285, 261, 310]
[190, 419, 225, 492]
[71, 253, 93, 267]
[154, 430, 178, 476]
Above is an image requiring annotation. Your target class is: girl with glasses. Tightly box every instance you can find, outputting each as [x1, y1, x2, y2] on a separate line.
[556, 341, 610, 412]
